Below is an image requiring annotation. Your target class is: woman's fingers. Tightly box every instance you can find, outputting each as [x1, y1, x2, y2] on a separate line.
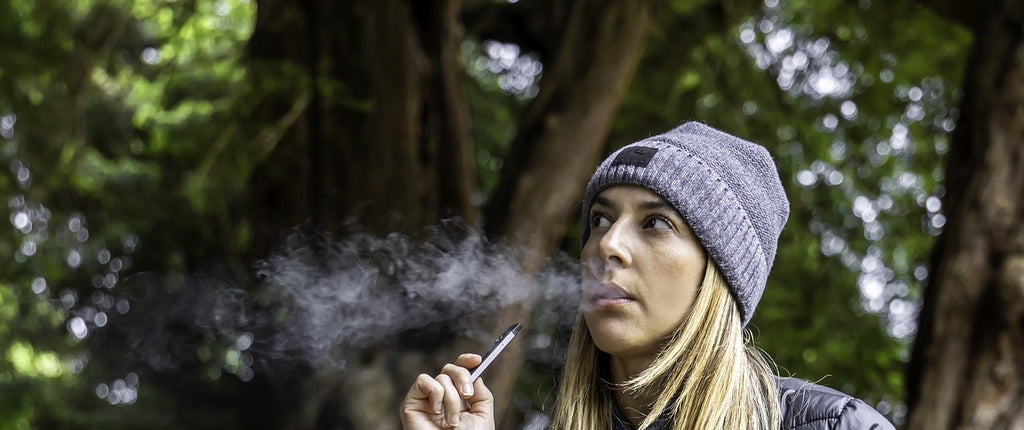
[403, 373, 444, 415]
[400, 354, 496, 430]
[448, 354, 482, 401]
[454, 353, 482, 372]
[418, 373, 446, 414]
[400, 373, 446, 429]
[466, 377, 494, 415]
[435, 373, 464, 427]
[441, 362, 475, 399]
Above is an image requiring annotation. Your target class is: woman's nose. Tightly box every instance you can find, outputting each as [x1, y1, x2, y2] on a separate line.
[599, 221, 632, 268]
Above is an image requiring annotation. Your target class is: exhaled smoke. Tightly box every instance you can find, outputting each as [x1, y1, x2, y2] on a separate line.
[118, 223, 581, 380]
[253, 225, 581, 370]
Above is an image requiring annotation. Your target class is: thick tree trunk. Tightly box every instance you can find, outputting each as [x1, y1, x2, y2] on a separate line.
[245, 1, 653, 429]
[247, 2, 477, 428]
[484, 0, 654, 270]
[906, 0, 1024, 428]
[247, 0, 475, 245]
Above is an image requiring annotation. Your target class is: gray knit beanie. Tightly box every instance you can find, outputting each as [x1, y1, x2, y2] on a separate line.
[581, 121, 789, 326]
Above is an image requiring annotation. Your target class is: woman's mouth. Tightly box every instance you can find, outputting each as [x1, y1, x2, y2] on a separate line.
[584, 282, 634, 308]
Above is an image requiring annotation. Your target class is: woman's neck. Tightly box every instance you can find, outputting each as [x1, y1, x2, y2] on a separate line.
[609, 354, 657, 427]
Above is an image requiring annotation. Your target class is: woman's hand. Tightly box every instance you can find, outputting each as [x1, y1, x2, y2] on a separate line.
[400, 353, 495, 430]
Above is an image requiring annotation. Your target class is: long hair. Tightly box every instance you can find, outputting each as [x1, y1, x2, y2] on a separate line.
[550, 258, 781, 429]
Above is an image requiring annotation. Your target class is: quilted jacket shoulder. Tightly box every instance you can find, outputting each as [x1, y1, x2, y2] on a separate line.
[609, 377, 895, 429]
[777, 377, 895, 430]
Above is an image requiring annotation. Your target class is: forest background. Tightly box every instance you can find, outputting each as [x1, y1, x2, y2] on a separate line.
[1, 0, 1022, 429]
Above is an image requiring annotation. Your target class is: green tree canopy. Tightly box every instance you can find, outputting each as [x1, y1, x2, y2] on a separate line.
[0, 0, 974, 428]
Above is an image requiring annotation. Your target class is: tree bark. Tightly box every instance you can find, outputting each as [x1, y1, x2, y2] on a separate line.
[247, 0, 476, 243]
[484, 0, 654, 271]
[906, 0, 1024, 428]
[247, 1, 478, 428]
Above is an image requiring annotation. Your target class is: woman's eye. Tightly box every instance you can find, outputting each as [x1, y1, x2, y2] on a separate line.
[644, 216, 673, 230]
[590, 213, 611, 228]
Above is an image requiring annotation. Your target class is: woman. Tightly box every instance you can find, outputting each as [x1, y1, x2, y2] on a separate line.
[401, 122, 894, 429]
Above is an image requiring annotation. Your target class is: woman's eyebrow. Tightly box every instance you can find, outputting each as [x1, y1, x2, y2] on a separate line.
[638, 200, 671, 211]
[593, 196, 672, 212]
[592, 196, 614, 209]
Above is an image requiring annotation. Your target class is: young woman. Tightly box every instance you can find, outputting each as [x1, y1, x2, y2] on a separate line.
[400, 122, 895, 429]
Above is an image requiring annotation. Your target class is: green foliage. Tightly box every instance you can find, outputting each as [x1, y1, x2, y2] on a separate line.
[1, 0, 973, 427]
[1, 0, 259, 428]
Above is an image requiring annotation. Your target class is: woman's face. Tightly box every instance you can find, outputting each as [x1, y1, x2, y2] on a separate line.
[581, 185, 707, 360]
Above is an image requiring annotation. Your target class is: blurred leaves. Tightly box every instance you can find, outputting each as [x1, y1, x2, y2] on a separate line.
[1, 0, 260, 427]
[0, 0, 972, 428]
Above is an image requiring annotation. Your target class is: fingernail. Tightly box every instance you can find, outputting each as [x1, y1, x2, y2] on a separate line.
[462, 383, 474, 396]
[449, 415, 460, 427]
[435, 402, 442, 413]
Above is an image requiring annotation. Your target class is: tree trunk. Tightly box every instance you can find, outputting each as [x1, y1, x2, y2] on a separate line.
[247, 2, 477, 428]
[906, 0, 1024, 428]
[245, 1, 653, 429]
[484, 0, 654, 271]
[247, 0, 475, 246]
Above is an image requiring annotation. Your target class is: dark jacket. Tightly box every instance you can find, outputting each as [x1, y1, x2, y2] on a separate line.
[777, 377, 895, 430]
[610, 377, 895, 429]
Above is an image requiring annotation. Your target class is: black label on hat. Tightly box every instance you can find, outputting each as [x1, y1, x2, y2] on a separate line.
[611, 146, 657, 168]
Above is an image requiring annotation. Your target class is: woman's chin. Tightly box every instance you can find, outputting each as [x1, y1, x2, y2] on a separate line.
[585, 321, 640, 356]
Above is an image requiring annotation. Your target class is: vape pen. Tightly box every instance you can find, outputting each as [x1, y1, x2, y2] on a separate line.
[468, 322, 522, 381]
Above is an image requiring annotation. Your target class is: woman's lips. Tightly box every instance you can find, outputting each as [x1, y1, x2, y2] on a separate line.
[594, 296, 634, 307]
[584, 282, 634, 308]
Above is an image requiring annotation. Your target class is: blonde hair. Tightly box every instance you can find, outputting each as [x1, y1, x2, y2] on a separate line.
[551, 259, 781, 429]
